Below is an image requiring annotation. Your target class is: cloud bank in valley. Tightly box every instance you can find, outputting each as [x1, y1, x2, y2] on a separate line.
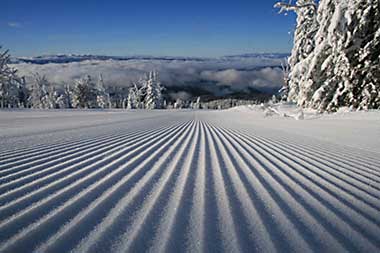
[12, 56, 285, 93]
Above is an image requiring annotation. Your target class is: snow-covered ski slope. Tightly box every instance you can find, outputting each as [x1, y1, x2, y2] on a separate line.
[0, 109, 379, 253]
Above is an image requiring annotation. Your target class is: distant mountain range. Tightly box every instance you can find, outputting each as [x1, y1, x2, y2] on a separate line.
[11, 53, 289, 65]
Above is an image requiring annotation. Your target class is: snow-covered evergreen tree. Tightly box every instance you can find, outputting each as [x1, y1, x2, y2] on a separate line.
[29, 73, 50, 109]
[107, 85, 129, 108]
[279, 60, 291, 101]
[46, 86, 59, 109]
[144, 71, 163, 109]
[275, 0, 319, 103]
[127, 83, 140, 109]
[0, 47, 23, 108]
[137, 74, 148, 103]
[55, 94, 66, 109]
[72, 75, 97, 109]
[335, 0, 380, 110]
[306, 0, 380, 111]
[299, 0, 349, 111]
[63, 84, 73, 108]
[193, 97, 201, 109]
[174, 98, 184, 109]
[16, 77, 29, 108]
[95, 74, 110, 109]
[276, 0, 380, 112]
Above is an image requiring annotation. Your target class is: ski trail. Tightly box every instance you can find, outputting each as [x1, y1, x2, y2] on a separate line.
[108, 122, 197, 253]
[207, 122, 313, 252]
[0, 124, 168, 193]
[0, 121, 190, 247]
[181, 120, 206, 253]
[251, 129, 380, 174]
[0, 120, 192, 252]
[0, 130, 132, 171]
[220, 127, 380, 252]
[202, 122, 242, 253]
[147, 121, 200, 253]
[269, 135, 380, 180]
[232, 129, 380, 223]
[219, 127, 352, 251]
[34, 121, 196, 253]
[0, 111, 379, 253]
[254, 134, 380, 203]
[0, 121, 184, 214]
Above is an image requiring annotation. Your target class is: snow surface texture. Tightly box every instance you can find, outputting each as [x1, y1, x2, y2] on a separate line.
[0, 110, 380, 253]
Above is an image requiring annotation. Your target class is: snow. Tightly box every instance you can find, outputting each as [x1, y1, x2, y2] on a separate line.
[0, 109, 379, 252]
[276, 0, 380, 112]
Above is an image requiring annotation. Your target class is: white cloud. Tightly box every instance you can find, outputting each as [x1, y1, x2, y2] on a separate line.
[250, 67, 284, 89]
[11, 57, 284, 93]
[169, 91, 192, 101]
[7, 22, 22, 28]
[200, 67, 283, 90]
[201, 69, 242, 85]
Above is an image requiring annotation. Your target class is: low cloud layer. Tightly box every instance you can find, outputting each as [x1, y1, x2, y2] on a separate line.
[12, 56, 285, 93]
[200, 68, 283, 90]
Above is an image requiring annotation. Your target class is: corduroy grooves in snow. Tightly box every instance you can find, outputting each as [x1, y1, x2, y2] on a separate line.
[0, 109, 379, 252]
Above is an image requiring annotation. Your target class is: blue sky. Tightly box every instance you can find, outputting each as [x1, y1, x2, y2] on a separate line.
[2, 0, 296, 57]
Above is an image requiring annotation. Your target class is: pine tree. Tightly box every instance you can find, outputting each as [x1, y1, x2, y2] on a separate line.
[275, 0, 319, 103]
[193, 96, 201, 109]
[301, 0, 347, 111]
[16, 77, 29, 108]
[144, 71, 163, 109]
[174, 98, 184, 109]
[63, 84, 73, 108]
[138, 74, 148, 102]
[55, 93, 67, 109]
[0, 46, 22, 108]
[72, 75, 97, 109]
[95, 74, 110, 109]
[306, 0, 380, 111]
[127, 83, 140, 109]
[279, 60, 291, 101]
[276, 0, 380, 112]
[342, 0, 380, 110]
[46, 85, 59, 109]
[7, 77, 26, 108]
[30, 73, 49, 109]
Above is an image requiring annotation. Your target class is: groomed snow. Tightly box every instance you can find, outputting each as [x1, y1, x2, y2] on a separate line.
[0, 109, 379, 253]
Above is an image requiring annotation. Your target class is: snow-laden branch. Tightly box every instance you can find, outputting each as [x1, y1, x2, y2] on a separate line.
[274, 1, 317, 14]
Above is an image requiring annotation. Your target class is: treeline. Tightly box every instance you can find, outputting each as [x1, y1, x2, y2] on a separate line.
[0, 46, 264, 110]
[199, 99, 259, 110]
[0, 46, 164, 109]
